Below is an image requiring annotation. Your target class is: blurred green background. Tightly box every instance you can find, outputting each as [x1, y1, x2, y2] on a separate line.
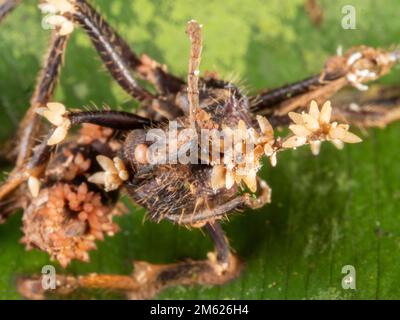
[0, 0, 400, 299]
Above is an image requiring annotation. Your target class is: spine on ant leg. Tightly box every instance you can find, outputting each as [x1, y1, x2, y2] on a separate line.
[73, 0, 184, 94]
[0, 0, 20, 23]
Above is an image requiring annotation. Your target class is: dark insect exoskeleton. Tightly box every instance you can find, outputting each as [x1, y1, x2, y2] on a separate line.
[1, 0, 400, 299]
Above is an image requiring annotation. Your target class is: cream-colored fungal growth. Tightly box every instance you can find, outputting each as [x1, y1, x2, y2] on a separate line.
[255, 115, 278, 167]
[39, 0, 75, 36]
[39, 0, 75, 14]
[36, 102, 71, 145]
[22, 182, 122, 268]
[285, 100, 362, 154]
[343, 47, 398, 91]
[27, 176, 41, 198]
[210, 116, 277, 193]
[210, 100, 362, 193]
[88, 156, 129, 192]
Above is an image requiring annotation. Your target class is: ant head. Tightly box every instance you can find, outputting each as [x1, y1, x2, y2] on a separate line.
[176, 80, 252, 130]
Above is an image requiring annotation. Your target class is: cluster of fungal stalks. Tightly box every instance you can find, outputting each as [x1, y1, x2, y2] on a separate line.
[45, 145, 91, 181]
[22, 123, 124, 267]
[78, 123, 114, 144]
[22, 182, 121, 267]
[211, 100, 361, 193]
[210, 115, 275, 193]
[88, 156, 129, 192]
[285, 100, 362, 153]
[339, 47, 398, 91]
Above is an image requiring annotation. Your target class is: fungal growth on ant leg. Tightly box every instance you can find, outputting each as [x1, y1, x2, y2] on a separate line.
[1, 0, 400, 300]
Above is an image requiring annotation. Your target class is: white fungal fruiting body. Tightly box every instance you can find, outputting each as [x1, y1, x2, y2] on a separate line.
[36, 102, 71, 145]
[28, 176, 41, 198]
[344, 49, 394, 91]
[44, 15, 74, 36]
[39, 0, 75, 14]
[210, 116, 277, 193]
[39, 0, 75, 36]
[210, 100, 362, 193]
[285, 100, 362, 153]
[88, 156, 129, 192]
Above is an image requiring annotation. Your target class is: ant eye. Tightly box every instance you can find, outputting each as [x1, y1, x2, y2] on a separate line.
[134, 144, 149, 164]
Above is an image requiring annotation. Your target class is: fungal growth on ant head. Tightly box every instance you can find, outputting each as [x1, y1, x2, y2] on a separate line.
[1, 0, 400, 300]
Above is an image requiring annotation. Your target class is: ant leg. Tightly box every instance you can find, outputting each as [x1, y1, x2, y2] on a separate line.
[256, 86, 400, 129]
[68, 110, 154, 130]
[16, 33, 69, 167]
[0, 108, 152, 219]
[71, 0, 184, 120]
[204, 222, 231, 269]
[250, 47, 400, 117]
[0, 129, 54, 219]
[0, 109, 153, 204]
[25, 107, 153, 152]
[73, 3, 154, 103]
[267, 85, 400, 129]
[244, 177, 272, 209]
[0, 0, 20, 23]
[0, 32, 69, 216]
[17, 222, 243, 300]
[331, 85, 400, 129]
[251, 74, 322, 114]
[74, 0, 184, 95]
[167, 178, 271, 225]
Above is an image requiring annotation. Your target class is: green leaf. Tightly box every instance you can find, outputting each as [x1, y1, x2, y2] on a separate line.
[1, 0, 400, 299]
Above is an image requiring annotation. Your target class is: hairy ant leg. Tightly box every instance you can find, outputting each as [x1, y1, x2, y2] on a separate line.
[16, 33, 70, 167]
[0, 108, 152, 220]
[0, 32, 69, 213]
[72, 0, 184, 120]
[250, 47, 400, 117]
[68, 110, 155, 130]
[74, 0, 184, 96]
[167, 178, 271, 225]
[17, 222, 243, 300]
[267, 85, 400, 130]
[331, 85, 400, 129]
